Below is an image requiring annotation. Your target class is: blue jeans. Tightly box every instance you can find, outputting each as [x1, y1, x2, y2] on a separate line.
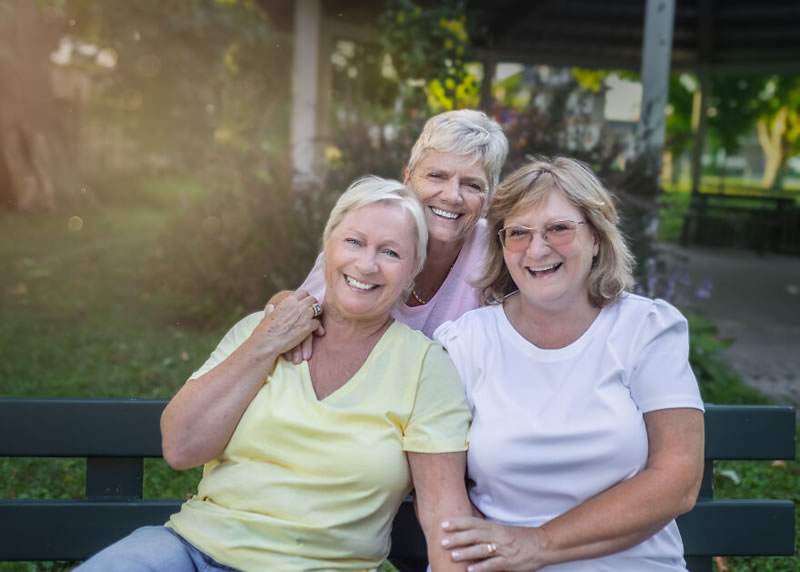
[74, 525, 238, 571]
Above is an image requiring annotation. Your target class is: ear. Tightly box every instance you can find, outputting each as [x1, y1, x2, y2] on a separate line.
[592, 230, 600, 257]
[402, 167, 410, 185]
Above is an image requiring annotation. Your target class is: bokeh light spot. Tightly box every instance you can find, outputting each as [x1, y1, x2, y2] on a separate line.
[68, 216, 84, 231]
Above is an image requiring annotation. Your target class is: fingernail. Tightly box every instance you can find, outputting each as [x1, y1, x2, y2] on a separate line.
[451, 551, 461, 560]
[441, 521, 449, 528]
[440, 538, 450, 547]
[467, 566, 475, 572]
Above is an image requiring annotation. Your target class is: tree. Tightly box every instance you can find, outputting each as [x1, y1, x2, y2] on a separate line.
[756, 75, 800, 190]
[0, 0, 291, 211]
[705, 75, 767, 187]
[0, 0, 68, 210]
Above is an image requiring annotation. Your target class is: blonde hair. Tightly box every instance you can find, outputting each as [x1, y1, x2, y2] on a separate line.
[322, 176, 428, 276]
[407, 109, 508, 195]
[477, 156, 634, 307]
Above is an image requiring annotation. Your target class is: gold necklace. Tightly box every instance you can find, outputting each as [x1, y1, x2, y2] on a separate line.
[411, 287, 428, 305]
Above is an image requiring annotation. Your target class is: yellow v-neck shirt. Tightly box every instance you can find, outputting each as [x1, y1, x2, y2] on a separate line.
[167, 313, 470, 571]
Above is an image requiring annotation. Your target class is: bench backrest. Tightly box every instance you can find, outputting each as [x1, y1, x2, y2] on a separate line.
[0, 399, 795, 570]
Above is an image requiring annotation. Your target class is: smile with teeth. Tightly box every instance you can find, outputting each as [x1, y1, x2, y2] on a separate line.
[526, 262, 562, 277]
[430, 206, 461, 220]
[345, 275, 379, 291]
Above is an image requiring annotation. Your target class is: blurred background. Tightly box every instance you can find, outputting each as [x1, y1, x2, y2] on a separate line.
[1, 1, 799, 569]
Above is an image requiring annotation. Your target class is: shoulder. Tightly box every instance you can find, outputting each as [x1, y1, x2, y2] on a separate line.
[465, 218, 490, 251]
[609, 294, 690, 355]
[434, 304, 500, 348]
[614, 293, 688, 330]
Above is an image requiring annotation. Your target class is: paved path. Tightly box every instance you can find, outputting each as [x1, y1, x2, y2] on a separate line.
[665, 245, 800, 405]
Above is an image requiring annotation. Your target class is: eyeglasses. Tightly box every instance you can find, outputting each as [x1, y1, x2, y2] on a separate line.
[497, 220, 587, 251]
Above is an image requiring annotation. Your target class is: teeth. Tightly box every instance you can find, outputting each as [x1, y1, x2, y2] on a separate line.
[345, 276, 378, 290]
[527, 263, 560, 275]
[431, 207, 460, 220]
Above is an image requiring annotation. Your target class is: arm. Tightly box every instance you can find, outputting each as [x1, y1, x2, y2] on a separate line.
[407, 451, 473, 572]
[443, 407, 705, 571]
[160, 291, 322, 469]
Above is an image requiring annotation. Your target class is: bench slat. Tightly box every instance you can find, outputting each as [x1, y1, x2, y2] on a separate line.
[0, 500, 182, 561]
[0, 399, 166, 457]
[677, 499, 796, 556]
[703, 405, 796, 460]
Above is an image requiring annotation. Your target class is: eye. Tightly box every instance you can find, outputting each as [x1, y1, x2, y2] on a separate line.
[465, 182, 483, 192]
[548, 222, 572, 233]
[382, 248, 400, 258]
[507, 227, 530, 239]
[428, 172, 444, 179]
[345, 237, 362, 246]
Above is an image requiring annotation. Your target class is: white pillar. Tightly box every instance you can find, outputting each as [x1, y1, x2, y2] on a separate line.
[637, 0, 675, 177]
[291, 0, 322, 188]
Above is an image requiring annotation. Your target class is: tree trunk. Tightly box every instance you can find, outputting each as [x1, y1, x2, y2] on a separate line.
[0, 0, 67, 211]
[757, 108, 787, 190]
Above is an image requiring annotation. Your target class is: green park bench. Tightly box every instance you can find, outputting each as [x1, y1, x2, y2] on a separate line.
[680, 191, 800, 255]
[0, 399, 795, 571]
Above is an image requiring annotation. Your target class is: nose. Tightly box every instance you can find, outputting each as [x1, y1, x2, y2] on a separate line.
[440, 177, 462, 203]
[355, 249, 380, 275]
[525, 229, 551, 257]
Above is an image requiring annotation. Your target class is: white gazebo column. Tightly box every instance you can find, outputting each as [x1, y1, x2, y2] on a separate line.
[291, 0, 322, 189]
[637, 0, 675, 177]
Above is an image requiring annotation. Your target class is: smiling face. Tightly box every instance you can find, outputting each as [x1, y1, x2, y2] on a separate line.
[404, 149, 488, 248]
[503, 186, 599, 314]
[323, 202, 418, 323]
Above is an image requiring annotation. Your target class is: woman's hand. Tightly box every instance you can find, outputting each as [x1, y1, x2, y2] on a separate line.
[254, 290, 324, 357]
[442, 517, 548, 571]
[264, 290, 325, 363]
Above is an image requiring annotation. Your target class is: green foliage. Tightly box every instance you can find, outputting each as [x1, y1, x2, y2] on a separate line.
[707, 75, 769, 158]
[154, 170, 337, 328]
[378, 0, 477, 111]
[53, 0, 291, 182]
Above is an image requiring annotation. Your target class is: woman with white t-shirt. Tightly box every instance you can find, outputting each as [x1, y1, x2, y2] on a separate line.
[434, 157, 705, 571]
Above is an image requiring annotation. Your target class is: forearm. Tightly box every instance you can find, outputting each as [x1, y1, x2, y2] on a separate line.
[534, 468, 689, 566]
[160, 337, 279, 469]
[408, 452, 472, 571]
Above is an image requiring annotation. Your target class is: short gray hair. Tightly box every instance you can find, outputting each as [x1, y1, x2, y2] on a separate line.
[322, 176, 428, 276]
[407, 109, 508, 195]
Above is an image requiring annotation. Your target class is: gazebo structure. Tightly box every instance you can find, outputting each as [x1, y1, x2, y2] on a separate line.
[258, 0, 800, 187]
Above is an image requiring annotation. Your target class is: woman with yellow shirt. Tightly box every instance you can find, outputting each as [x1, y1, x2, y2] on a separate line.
[76, 177, 473, 571]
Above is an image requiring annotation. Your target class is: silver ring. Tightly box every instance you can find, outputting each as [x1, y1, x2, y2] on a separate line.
[487, 542, 497, 556]
[311, 303, 322, 318]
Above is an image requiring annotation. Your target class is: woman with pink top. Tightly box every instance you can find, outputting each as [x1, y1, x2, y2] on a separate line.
[281, 109, 509, 362]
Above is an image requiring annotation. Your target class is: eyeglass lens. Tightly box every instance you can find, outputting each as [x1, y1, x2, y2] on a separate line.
[500, 221, 581, 251]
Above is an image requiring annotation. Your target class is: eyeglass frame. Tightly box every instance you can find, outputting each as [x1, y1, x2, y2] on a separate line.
[497, 220, 588, 250]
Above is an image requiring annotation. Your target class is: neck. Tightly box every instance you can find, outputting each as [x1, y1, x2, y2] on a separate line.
[506, 293, 600, 349]
[319, 302, 393, 343]
[426, 235, 464, 270]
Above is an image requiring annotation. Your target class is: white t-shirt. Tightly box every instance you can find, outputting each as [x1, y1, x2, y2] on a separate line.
[434, 293, 704, 572]
[300, 219, 489, 338]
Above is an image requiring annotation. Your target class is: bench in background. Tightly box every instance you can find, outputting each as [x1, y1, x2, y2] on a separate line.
[680, 192, 800, 255]
[0, 399, 795, 571]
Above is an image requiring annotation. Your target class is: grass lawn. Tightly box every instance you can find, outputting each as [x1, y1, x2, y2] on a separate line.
[0, 201, 230, 571]
[1, 193, 798, 571]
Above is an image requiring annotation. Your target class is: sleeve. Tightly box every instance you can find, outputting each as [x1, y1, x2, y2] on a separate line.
[298, 252, 326, 301]
[434, 319, 475, 411]
[187, 312, 263, 380]
[628, 299, 705, 413]
[402, 342, 472, 453]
